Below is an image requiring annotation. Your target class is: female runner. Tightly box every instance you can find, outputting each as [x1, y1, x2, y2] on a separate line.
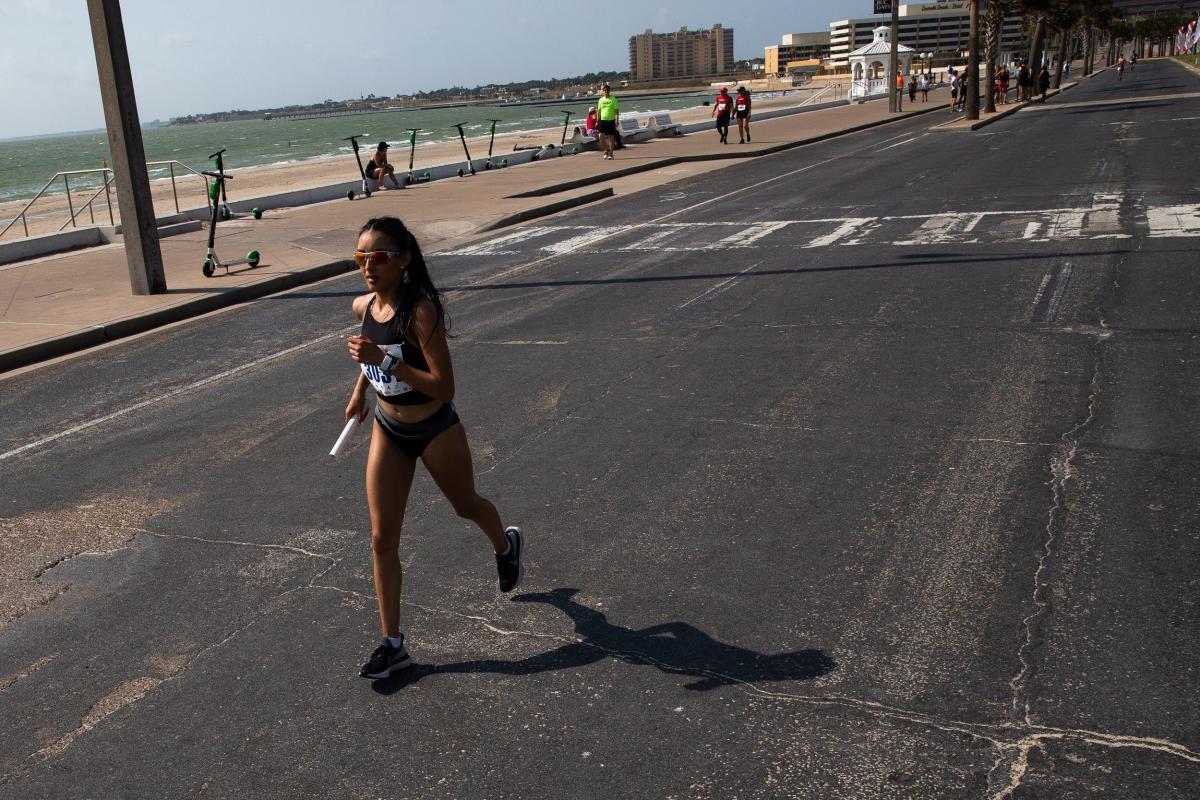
[345, 216, 523, 679]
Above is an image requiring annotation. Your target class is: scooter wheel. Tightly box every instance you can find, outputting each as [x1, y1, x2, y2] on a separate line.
[484, 161, 492, 170]
[347, 190, 356, 201]
[247, 250, 260, 268]
[457, 168, 464, 178]
[364, 187, 371, 198]
[252, 207, 263, 219]
[202, 259, 215, 278]
[220, 206, 232, 221]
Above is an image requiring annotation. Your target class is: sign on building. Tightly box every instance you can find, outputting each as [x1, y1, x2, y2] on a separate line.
[874, 0, 893, 12]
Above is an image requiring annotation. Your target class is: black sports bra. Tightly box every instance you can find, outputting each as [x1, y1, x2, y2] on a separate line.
[359, 297, 434, 405]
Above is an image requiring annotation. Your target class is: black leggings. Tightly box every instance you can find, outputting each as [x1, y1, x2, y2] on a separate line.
[374, 403, 460, 459]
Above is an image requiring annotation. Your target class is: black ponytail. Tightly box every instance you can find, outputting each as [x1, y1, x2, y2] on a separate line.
[360, 216, 450, 343]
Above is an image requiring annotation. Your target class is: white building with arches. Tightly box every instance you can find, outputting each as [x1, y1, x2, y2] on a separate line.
[848, 26, 914, 100]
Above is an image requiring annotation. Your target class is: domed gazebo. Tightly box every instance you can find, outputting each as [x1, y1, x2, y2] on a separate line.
[848, 26, 914, 100]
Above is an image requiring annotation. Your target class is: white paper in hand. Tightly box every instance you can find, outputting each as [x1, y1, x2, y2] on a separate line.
[330, 416, 361, 458]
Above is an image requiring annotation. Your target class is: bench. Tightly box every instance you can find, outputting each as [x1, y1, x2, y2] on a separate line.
[617, 115, 654, 143]
[566, 125, 600, 149]
[642, 113, 682, 137]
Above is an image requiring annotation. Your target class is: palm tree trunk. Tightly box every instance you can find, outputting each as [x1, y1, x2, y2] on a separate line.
[1084, 25, 1094, 75]
[1054, 28, 1069, 88]
[984, 5, 1003, 113]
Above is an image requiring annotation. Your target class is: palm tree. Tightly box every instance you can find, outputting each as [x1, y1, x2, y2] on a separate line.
[984, 0, 1016, 113]
[1047, 0, 1082, 88]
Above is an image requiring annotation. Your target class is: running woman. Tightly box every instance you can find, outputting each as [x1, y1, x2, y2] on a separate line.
[345, 216, 523, 679]
[712, 87, 733, 144]
[734, 86, 752, 143]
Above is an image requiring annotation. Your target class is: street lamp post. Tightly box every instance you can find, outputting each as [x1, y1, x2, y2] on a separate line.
[966, 0, 981, 120]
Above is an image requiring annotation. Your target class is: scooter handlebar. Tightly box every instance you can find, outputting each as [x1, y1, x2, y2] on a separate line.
[208, 148, 227, 159]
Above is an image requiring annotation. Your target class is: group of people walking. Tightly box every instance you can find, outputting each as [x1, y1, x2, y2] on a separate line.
[711, 86, 753, 144]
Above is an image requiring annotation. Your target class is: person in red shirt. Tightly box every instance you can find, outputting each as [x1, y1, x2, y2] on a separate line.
[584, 106, 599, 137]
[711, 86, 733, 144]
[734, 86, 752, 144]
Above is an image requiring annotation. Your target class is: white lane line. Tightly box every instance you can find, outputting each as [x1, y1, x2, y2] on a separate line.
[729, 221, 793, 248]
[877, 137, 918, 152]
[1024, 221, 1043, 240]
[677, 262, 761, 310]
[0, 329, 352, 462]
[1032, 263, 1073, 324]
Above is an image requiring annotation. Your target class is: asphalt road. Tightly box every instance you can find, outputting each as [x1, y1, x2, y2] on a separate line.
[2, 60, 1198, 799]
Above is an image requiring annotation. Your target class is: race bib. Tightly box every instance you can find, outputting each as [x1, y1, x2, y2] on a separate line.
[361, 344, 413, 397]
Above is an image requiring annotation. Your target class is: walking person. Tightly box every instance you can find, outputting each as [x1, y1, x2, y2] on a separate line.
[1018, 61, 1031, 101]
[919, 72, 930, 102]
[1038, 64, 1051, 102]
[345, 216, 524, 679]
[734, 86, 752, 143]
[596, 84, 618, 159]
[908, 75, 917, 106]
[712, 86, 733, 144]
[950, 69, 959, 111]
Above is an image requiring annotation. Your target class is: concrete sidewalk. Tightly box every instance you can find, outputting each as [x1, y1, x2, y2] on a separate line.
[0, 88, 950, 374]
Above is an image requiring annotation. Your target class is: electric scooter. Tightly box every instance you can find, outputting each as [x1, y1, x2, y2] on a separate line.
[209, 148, 235, 220]
[451, 123, 476, 178]
[405, 128, 430, 183]
[483, 119, 503, 169]
[200, 157, 260, 277]
[344, 134, 372, 199]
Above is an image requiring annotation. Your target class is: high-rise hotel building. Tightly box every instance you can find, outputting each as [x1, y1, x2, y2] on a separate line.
[829, 2, 1023, 70]
[629, 25, 735, 81]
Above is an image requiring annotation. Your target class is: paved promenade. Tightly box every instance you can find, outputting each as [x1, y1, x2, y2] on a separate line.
[0, 88, 951, 373]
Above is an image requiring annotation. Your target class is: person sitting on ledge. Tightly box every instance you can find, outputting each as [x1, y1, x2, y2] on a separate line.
[366, 141, 402, 190]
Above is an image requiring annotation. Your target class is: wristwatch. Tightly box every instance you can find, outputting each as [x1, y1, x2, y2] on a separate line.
[379, 353, 399, 375]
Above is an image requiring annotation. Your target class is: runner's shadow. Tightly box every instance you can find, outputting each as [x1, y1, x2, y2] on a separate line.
[371, 587, 834, 695]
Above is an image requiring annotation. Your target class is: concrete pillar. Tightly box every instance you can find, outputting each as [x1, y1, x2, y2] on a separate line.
[86, 0, 166, 295]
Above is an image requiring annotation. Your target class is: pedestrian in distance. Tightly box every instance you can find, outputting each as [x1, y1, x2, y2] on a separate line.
[896, 70, 905, 110]
[596, 84, 619, 159]
[584, 106, 599, 138]
[908, 75, 917, 105]
[950, 70, 959, 111]
[734, 86, 752, 143]
[1116, 55, 1126, 81]
[1038, 65, 1051, 102]
[345, 216, 524, 680]
[712, 86, 733, 144]
[1018, 61, 1031, 101]
[919, 73, 930, 102]
[365, 142, 403, 190]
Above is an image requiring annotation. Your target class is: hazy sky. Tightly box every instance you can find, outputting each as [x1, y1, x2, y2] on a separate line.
[0, 0, 859, 139]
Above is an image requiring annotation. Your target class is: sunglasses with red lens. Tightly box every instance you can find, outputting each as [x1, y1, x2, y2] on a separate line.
[353, 250, 404, 268]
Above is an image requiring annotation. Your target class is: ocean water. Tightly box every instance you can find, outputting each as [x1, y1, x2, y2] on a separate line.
[0, 94, 712, 204]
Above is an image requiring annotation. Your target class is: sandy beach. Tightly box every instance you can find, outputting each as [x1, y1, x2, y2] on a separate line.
[0, 85, 843, 240]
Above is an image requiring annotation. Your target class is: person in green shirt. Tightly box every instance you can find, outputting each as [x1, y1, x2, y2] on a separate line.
[596, 84, 619, 159]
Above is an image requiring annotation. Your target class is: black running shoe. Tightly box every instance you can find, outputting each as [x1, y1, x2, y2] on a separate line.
[359, 636, 412, 679]
[496, 527, 523, 593]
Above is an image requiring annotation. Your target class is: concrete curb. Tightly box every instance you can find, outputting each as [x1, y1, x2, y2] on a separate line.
[0, 188, 614, 374]
[0, 259, 356, 374]
[509, 101, 953, 199]
[479, 188, 615, 232]
[966, 80, 1079, 130]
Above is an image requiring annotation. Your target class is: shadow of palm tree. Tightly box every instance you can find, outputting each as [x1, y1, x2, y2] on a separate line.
[372, 588, 834, 694]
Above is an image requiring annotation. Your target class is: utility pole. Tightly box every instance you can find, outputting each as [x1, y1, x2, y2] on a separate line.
[86, 0, 166, 295]
[966, 0, 981, 120]
[888, 1, 900, 112]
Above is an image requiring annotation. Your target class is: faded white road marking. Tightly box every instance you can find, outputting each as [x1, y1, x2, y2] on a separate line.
[1031, 263, 1073, 323]
[878, 137, 918, 152]
[447, 197, 1196, 255]
[1147, 204, 1200, 237]
[677, 261, 761, 309]
[0, 329, 351, 462]
[804, 218, 878, 248]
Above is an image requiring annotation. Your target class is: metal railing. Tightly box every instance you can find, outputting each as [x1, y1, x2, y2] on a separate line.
[1, 160, 211, 240]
